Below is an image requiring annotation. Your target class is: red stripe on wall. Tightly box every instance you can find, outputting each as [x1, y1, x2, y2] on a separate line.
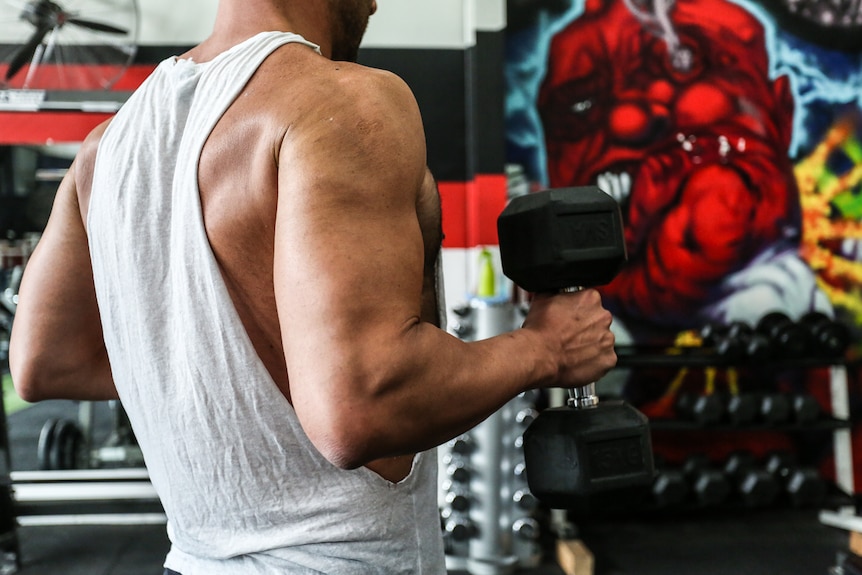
[0, 65, 156, 145]
[438, 181, 468, 249]
[0, 64, 157, 92]
[468, 174, 508, 247]
[439, 175, 508, 249]
[0, 111, 114, 145]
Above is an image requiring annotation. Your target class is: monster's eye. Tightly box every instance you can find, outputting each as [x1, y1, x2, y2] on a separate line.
[572, 100, 593, 114]
[539, 70, 610, 142]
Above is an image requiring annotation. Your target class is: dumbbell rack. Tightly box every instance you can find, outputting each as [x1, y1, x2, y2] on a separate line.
[0, 339, 21, 574]
[616, 349, 855, 512]
[441, 296, 542, 575]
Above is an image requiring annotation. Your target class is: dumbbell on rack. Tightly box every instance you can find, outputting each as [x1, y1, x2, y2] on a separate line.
[758, 393, 792, 425]
[723, 311, 853, 360]
[682, 454, 731, 508]
[755, 312, 808, 359]
[699, 321, 772, 362]
[671, 388, 820, 429]
[800, 312, 851, 359]
[791, 394, 821, 424]
[722, 451, 781, 508]
[724, 393, 759, 426]
[651, 463, 689, 509]
[756, 392, 822, 426]
[675, 392, 724, 426]
[763, 450, 828, 508]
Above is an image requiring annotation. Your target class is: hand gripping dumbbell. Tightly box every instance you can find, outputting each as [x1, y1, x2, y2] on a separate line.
[497, 186, 655, 512]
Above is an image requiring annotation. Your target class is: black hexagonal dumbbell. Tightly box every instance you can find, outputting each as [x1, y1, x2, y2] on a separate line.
[791, 394, 821, 425]
[763, 450, 828, 508]
[800, 311, 851, 359]
[498, 187, 655, 513]
[758, 393, 792, 425]
[674, 392, 725, 426]
[682, 454, 731, 508]
[722, 450, 781, 508]
[699, 321, 772, 362]
[724, 393, 759, 426]
[651, 458, 689, 509]
[755, 312, 808, 359]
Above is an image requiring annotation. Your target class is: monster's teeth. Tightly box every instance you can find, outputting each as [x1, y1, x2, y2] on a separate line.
[620, 172, 632, 199]
[598, 173, 613, 197]
[597, 172, 632, 204]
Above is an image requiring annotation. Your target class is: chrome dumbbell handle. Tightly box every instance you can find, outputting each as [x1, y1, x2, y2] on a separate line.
[568, 384, 599, 409]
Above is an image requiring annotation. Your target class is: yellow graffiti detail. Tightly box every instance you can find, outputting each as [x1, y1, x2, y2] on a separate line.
[797, 117, 862, 324]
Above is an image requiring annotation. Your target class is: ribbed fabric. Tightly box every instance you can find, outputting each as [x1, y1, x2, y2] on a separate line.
[87, 31, 445, 575]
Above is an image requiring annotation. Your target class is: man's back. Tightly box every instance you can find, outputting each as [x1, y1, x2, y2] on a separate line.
[84, 32, 445, 574]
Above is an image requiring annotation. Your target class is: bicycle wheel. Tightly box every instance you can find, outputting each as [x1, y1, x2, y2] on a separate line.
[0, 0, 139, 90]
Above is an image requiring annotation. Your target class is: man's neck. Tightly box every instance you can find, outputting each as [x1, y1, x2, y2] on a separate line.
[206, 0, 334, 59]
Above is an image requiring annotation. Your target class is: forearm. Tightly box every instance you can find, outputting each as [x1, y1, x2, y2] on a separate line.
[8, 165, 118, 402]
[10, 260, 118, 402]
[10, 330, 117, 402]
[293, 316, 560, 469]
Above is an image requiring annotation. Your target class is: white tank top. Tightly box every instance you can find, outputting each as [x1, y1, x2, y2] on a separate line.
[87, 31, 445, 575]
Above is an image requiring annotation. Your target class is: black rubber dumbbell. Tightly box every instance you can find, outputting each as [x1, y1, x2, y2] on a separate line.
[682, 454, 731, 508]
[699, 321, 771, 362]
[675, 392, 724, 426]
[800, 312, 850, 358]
[652, 467, 689, 509]
[763, 450, 828, 508]
[498, 187, 655, 513]
[791, 394, 821, 424]
[723, 451, 781, 508]
[758, 393, 792, 425]
[725, 393, 759, 426]
[699, 322, 745, 361]
[756, 312, 808, 359]
[725, 321, 773, 361]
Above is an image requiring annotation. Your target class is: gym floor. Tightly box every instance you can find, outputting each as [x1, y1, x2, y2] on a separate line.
[4, 400, 851, 575]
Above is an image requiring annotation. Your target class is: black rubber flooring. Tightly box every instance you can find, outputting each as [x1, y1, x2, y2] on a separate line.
[15, 523, 169, 575]
[4, 400, 851, 575]
[579, 510, 847, 575]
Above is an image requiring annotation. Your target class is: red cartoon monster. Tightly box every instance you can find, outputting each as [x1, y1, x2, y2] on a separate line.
[539, 0, 822, 332]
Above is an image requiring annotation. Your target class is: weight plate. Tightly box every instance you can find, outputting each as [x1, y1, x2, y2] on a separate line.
[48, 419, 83, 470]
[36, 418, 60, 471]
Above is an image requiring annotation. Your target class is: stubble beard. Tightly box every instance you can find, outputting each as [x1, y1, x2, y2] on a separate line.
[329, 0, 371, 62]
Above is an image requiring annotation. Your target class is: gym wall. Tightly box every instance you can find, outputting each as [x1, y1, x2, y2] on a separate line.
[506, 0, 862, 488]
[0, 0, 509, 319]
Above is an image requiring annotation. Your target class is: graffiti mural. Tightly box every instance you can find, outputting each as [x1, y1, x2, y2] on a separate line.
[506, 0, 862, 485]
[507, 0, 862, 340]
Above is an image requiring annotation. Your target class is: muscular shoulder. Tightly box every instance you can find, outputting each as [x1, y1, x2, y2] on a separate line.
[292, 58, 421, 146]
[274, 55, 427, 199]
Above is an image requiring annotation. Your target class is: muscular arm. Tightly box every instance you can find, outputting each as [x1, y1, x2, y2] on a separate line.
[275, 68, 615, 469]
[9, 131, 117, 402]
